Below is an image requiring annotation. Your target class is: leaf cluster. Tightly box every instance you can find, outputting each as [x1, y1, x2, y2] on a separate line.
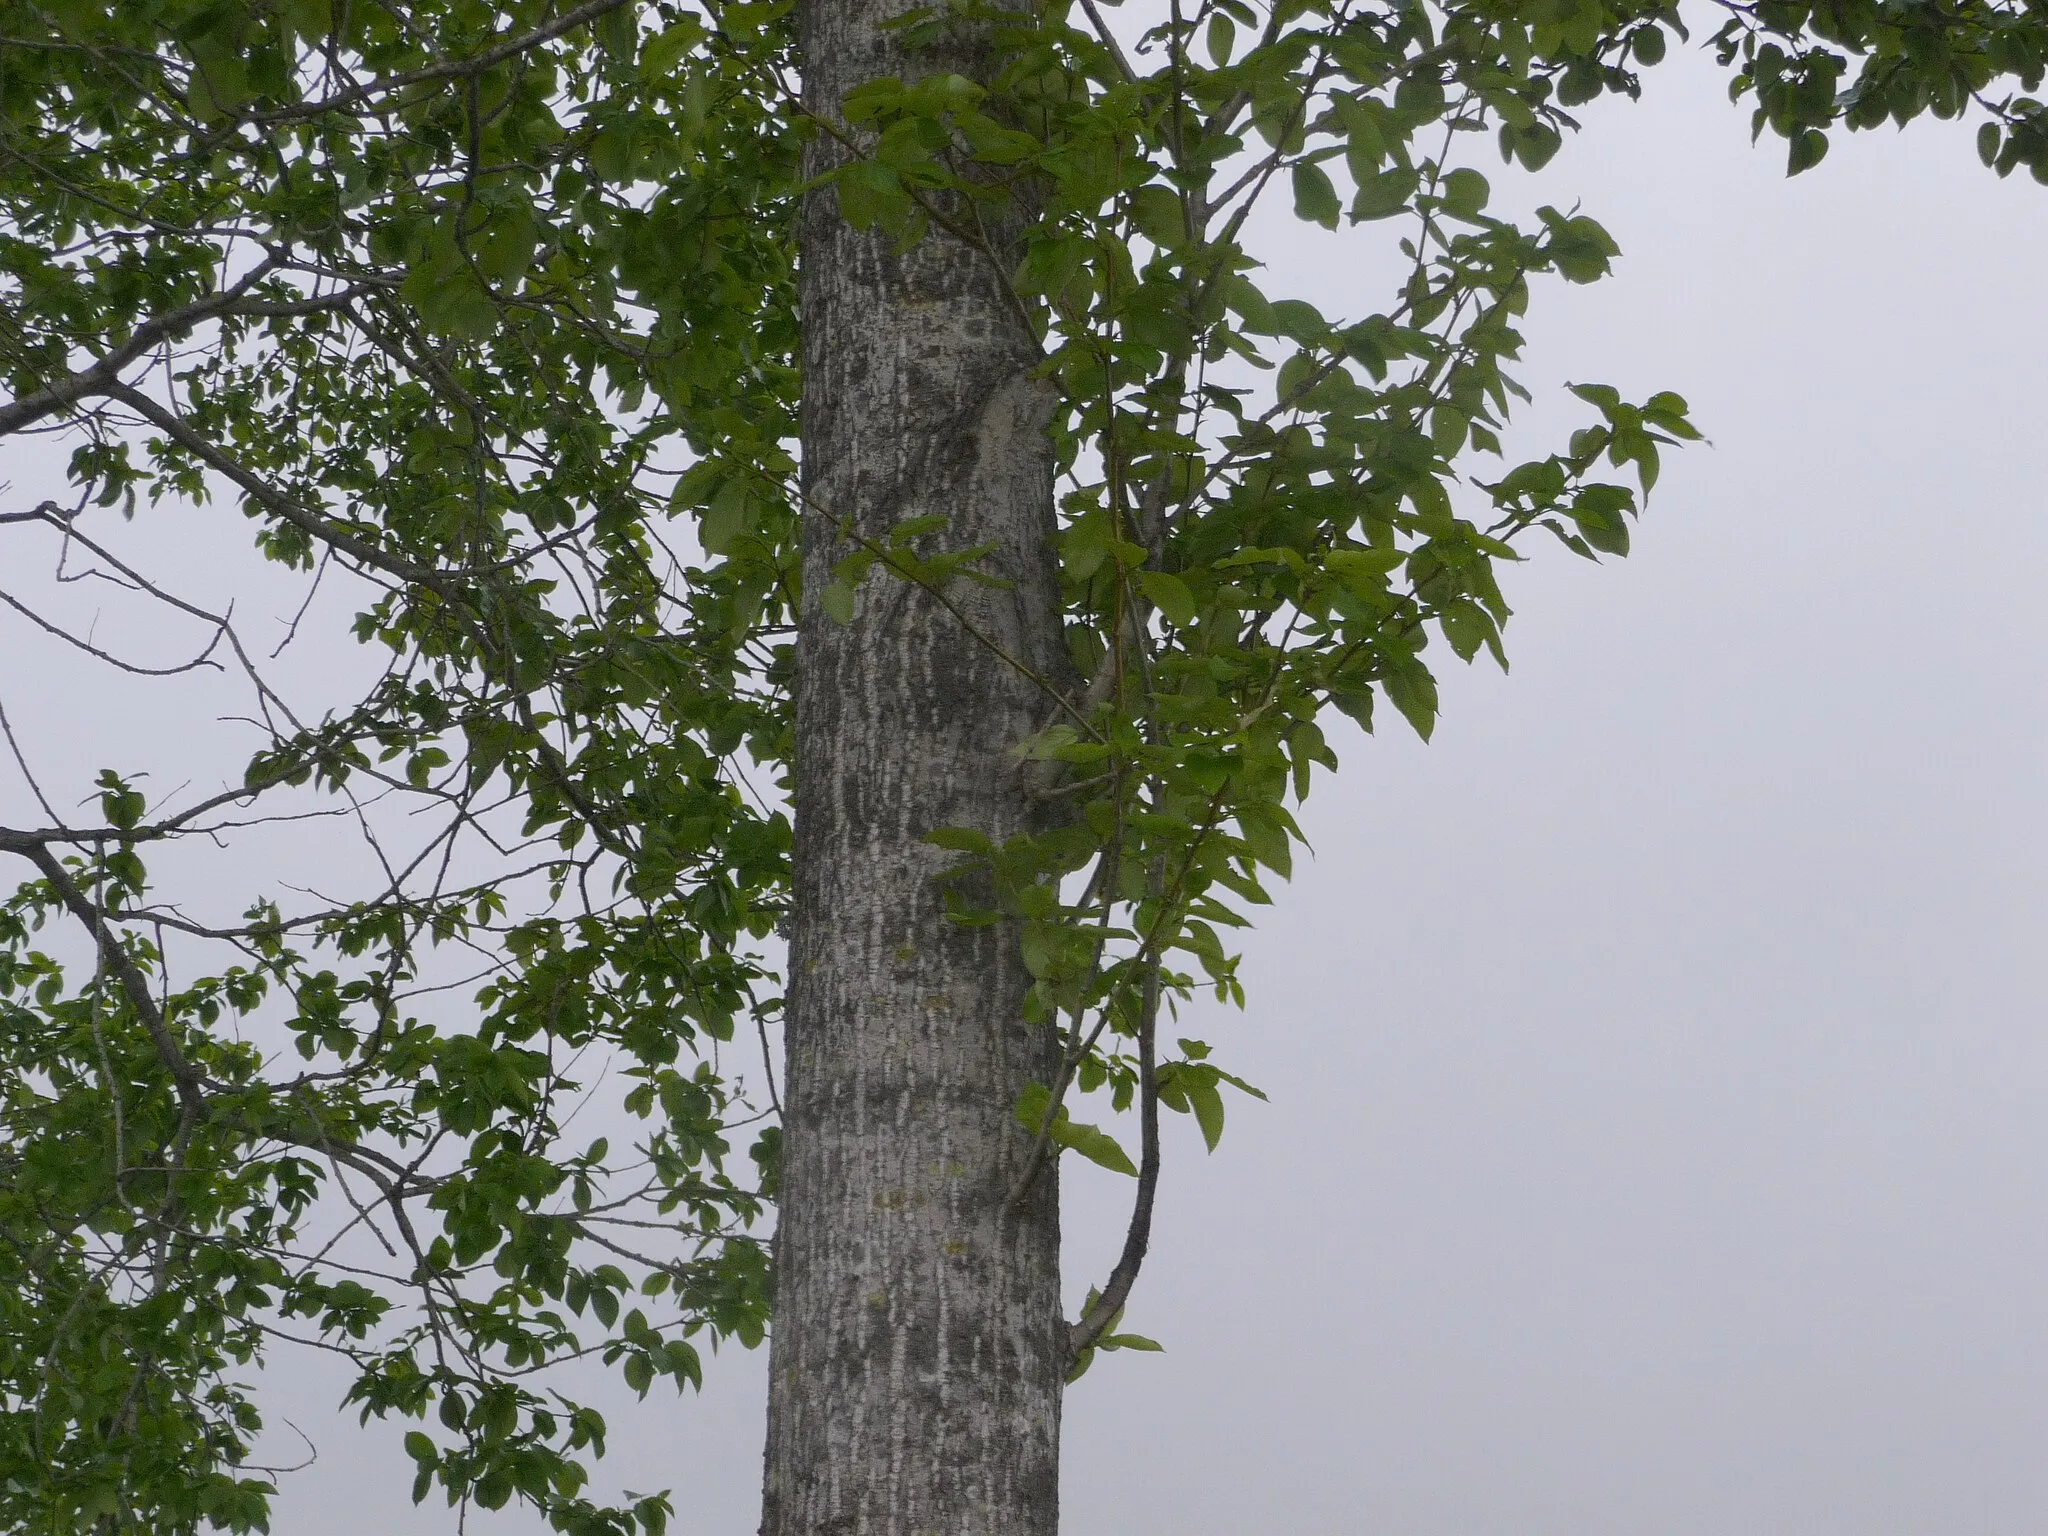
[1, 0, 2041, 1528]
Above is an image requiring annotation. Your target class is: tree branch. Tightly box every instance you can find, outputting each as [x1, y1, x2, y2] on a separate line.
[14, 841, 208, 1120]
[1068, 950, 1162, 1363]
[104, 383, 459, 596]
[246, 0, 636, 125]
[0, 256, 283, 437]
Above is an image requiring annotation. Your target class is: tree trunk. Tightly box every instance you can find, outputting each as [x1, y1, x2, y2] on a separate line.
[762, 4, 1069, 1533]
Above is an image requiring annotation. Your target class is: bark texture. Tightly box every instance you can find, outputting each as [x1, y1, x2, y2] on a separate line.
[762, 4, 1069, 1534]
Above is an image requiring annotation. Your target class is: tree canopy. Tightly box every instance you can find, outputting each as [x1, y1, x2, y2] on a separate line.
[2, 0, 2044, 1531]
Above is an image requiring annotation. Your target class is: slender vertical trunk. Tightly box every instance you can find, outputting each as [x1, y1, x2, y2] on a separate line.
[762, 4, 1068, 1533]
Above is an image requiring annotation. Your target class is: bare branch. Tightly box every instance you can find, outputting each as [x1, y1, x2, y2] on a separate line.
[0, 586, 229, 676]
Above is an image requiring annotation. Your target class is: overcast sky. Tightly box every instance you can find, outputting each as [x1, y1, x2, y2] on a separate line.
[7, 24, 2048, 1536]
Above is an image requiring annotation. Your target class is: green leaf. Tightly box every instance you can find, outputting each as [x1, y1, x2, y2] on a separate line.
[1515, 124, 1563, 171]
[1643, 390, 1702, 439]
[1236, 800, 1295, 879]
[404, 269, 499, 340]
[1430, 405, 1469, 456]
[1016, 1082, 1137, 1176]
[820, 580, 857, 625]
[1438, 601, 1496, 663]
[1097, 1331, 1165, 1351]
[1215, 1067, 1268, 1102]
[471, 204, 538, 284]
[1384, 662, 1439, 741]
[1340, 99, 1387, 184]
[623, 1352, 655, 1396]
[642, 17, 706, 80]
[1545, 212, 1620, 284]
[1136, 569, 1197, 626]
[1351, 166, 1419, 221]
[1788, 127, 1829, 175]
[1186, 1074, 1225, 1152]
[1054, 1117, 1139, 1176]
[96, 771, 143, 830]
[1017, 1080, 1055, 1133]
[1010, 723, 1081, 760]
[1207, 11, 1236, 64]
[1324, 547, 1405, 593]
[1291, 162, 1342, 230]
[835, 160, 909, 231]
[1439, 167, 1490, 219]
[1129, 185, 1187, 249]
[701, 479, 755, 555]
[1268, 298, 1328, 342]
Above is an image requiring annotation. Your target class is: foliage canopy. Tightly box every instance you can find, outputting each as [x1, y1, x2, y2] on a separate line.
[1, 0, 2042, 1530]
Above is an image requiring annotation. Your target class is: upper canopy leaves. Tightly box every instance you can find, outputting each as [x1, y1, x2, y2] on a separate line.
[0, 0, 2039, 1531]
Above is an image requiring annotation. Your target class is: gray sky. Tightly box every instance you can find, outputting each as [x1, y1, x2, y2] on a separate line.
[7, 28, 2048, 1536]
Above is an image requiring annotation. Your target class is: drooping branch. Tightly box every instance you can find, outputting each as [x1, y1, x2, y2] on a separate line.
[1068, 950, 1162, 1363]
[0, 586, 228, 676]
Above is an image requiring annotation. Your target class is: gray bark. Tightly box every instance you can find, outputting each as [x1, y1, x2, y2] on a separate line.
[762, 4, 1069, 1533]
